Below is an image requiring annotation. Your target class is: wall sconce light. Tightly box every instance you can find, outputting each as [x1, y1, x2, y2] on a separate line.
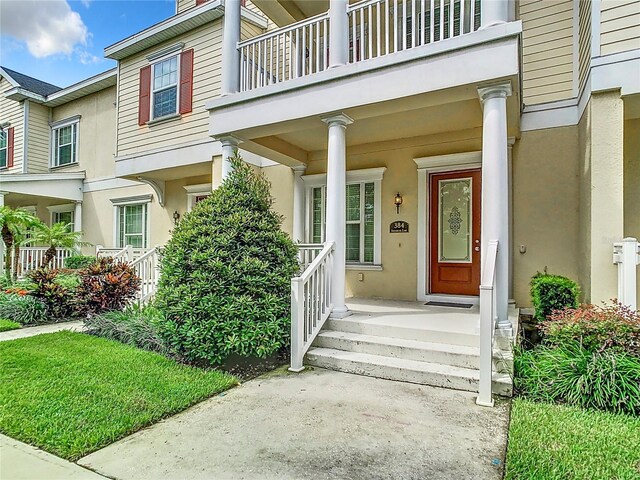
[173, 210, 181, 225]
[394, 192, 403, 214]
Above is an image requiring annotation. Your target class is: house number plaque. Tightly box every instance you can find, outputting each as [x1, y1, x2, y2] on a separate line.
[389, 221, 409, 233]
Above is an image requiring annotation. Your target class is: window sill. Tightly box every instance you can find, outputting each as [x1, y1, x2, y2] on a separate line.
[346, 264, 383, 271]
[146, 114, 181, 126]
[49, 162, 79, 171]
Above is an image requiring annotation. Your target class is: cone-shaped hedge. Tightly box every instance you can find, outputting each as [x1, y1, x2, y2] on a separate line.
[156, 154, 299, 365]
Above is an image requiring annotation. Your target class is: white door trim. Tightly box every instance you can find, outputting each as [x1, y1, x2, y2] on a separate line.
[414, 151, 482, 302]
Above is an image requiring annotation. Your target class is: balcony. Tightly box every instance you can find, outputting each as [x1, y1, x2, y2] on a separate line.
[238, 0, 482, 93]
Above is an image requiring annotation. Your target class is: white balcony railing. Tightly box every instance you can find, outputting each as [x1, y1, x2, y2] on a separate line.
[613, 237, 639, 311]
[130, 247, 160, 304]
[477, 239, 498, 407]
[237, 0, 481, 93]
[290, 241, 335, 372]
[298, 243, 325, 271]
[0, 247, 75, 278]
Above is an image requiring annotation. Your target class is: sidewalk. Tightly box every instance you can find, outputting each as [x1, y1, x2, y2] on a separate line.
[0, 435, 107, 480]
[0, 321, 84, 342]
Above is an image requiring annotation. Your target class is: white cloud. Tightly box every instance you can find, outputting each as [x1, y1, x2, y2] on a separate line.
[80, 0, 91, 7]
[0, 0, 89, 58]
[77, 49, 101, 65]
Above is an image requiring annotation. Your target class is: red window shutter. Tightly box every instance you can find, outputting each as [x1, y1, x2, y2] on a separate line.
[195, 0, 207, 5]
[179, 49, 194, 115]
[138, 65, 151, 126]
[6, 127, 14, 168]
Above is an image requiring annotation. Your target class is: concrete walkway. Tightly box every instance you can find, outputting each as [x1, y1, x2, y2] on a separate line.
[80, 367, 509, 480]
[0, 435, 107, 480]
[0, 321, 84, 342]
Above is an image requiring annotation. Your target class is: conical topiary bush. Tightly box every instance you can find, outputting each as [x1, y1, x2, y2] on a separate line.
[156, 153, 299, 365]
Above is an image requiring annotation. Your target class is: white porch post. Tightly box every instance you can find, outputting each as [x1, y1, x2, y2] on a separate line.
[322, 113, 353, 318]
[221, 0, 241, 95]
[292, 166, 306, 243]
[507, 137, 515, 303]
[219, 135, 240, 180]
[481, 0, 509, 28]
[329, 0, 349, 68]
[0, 192, 5, 207]
[478, 83, 512, 329]
[73, 201, 82, 233]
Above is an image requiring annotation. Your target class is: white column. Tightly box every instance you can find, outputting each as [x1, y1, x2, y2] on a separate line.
[322, 113, 353, 318]
[481, 0, 509, 28]
[329, 0, 349, 68]
[0, 192, 6, 207]
[478, 83, 511, 328]
[507, 137, 515, 303]
[221, 0, 241, 95]
[218, 135, 240, 181]
[292, 166, 306, 243]
[73, 201, 82, 233]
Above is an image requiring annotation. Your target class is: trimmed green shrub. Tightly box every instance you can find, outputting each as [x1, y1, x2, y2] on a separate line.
[542, 302, 640, 356]
[77, 257, 141, 316]
[65, 255, 97, 270]
[530, 272, 580, 322]
[0, 293, 46, 325]
[85, 304, 167, 353]
[515, 342, 640, 416]
[0, 319, 21, 332]
[156, 154, 299, 366]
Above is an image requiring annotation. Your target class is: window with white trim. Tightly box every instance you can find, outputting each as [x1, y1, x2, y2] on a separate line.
[152, 55, 179, 119]
[116, 203, 148, 248]
[0, 130, 7, 169]
[184, 183, 212, 212]
[52, 122, 78, 167]
[52, 211, 74, 231]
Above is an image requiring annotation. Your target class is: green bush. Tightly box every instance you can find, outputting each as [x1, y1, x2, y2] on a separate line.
[85, 304, 167, 353]
[156, 154, 299, 366]
[515, 342, 640, 416]
[29, 269, 79, 320]
[0, 319, 21, 332]
[77, 257, 141, 316]
[65, 255, 97, 270]
[530, 273, 580, 322]
[0, 293, 46, 325]
[542, 302, 640, 356]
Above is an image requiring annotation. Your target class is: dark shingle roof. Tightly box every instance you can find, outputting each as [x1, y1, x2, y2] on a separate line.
[1, 66, 62, 97]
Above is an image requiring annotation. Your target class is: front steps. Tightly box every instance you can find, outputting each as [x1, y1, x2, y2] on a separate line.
[306, 312, 515, 396]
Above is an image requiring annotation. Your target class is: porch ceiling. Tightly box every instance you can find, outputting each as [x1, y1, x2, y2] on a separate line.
[0, 173, 84, 202]
[251, 1, 359, 26]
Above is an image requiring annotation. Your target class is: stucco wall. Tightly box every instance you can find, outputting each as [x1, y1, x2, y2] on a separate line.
[262, 164, 294, 236]
[512, 126, 581, 306]
[624, 117, 640, 302]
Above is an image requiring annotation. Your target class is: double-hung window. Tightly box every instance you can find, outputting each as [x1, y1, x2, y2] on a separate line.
[117, 203, 148, 248]
[0, 130, 6, 169]
[152, 55, 179, 119]
[51, 118, 79, 167]
[305, 168, 384, 267]
[52, 211, 74, 231]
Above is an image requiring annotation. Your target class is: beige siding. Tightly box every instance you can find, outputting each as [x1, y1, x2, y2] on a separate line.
[0, 77, 24, 173]
[601, 0, 640, 55]
[520, 0, 575, 105]
[27, 102, 50, 173]
[51, 86, 117, 180]
[176, 0, 192, 14]
[578, 0, 591, 91]
[116, 22, 223, 157]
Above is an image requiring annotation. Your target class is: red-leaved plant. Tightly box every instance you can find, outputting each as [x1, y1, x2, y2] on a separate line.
[541, 302, 640, 356]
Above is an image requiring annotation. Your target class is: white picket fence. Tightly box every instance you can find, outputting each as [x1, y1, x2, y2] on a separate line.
[613, 237, 640, 310]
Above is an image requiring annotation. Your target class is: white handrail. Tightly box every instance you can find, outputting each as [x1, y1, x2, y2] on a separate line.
[613, 237, 639, 310]
[297, 243, 324, 270]
[130, 247, 160, 304]
[477, 239, 498, 407]
[96, 245, 131, 261]
[289, 241, 335, 372]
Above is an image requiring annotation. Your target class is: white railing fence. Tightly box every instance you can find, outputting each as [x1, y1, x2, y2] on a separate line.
[1, 247, 74, 278]
[130, 247, 160, 304]
[347, 0, 481, 62]
[298, 243, 325, 271]
[613, 237, 639, 311]
[239, 12, 329, 92]
[477, 239, 498, 408]
[290, 241, 335, 372]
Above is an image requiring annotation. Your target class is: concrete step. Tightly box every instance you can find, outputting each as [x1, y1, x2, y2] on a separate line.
[306, 347, 513, 397]
[313, 330, 513, 373]
[325, 318, 480, 347]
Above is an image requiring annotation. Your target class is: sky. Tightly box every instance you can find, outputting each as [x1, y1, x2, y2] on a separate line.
[0, 0, 176, 88]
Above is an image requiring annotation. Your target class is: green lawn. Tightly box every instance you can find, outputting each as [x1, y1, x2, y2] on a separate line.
[0, 331, 237, 460]
[0, 319, 21, 332]
[505, 398, 640, 480]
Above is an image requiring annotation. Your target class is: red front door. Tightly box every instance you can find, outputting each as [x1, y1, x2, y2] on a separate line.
[429, 169, 481, 296]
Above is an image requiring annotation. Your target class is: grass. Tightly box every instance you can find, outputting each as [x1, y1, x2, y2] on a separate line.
[0, 331, 237, 460]
[505, 398, 640, 480]
[0, 319, 21, 332]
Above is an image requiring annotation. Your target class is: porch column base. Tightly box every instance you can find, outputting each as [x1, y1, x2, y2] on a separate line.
[329, 307, 352, 319]
[476, 398, 495, 408]
[288, 366, 305, 373]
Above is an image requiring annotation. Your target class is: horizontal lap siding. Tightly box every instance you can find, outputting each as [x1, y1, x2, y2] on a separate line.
[117, 22, 223, 157]
[578, 0, 591, 92]
[520, 0, 575, 105]
[601, 0, 640, 55]
[177, 0, 193, 14]
[0, 77, 24, 173]
[27, 102, 50, 173]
